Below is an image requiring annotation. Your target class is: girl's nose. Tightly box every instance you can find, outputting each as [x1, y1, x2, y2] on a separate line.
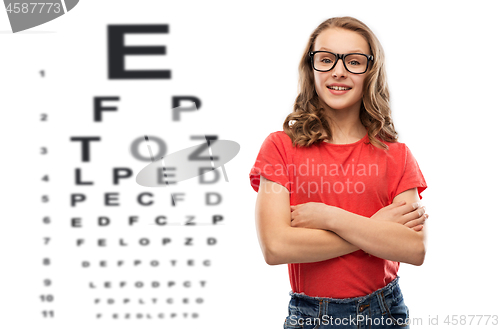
[331, 59, 347, 78]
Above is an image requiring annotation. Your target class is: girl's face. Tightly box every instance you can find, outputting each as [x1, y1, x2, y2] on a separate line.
[313, 28, 370, 113]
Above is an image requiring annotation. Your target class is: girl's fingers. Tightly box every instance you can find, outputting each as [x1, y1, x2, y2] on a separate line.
[392, 201, 419, 217]
[411, 225, 424, 232]
[405, 213, 428, 228]
[401, 205, 426, 221]
[397, 202, 423, 216]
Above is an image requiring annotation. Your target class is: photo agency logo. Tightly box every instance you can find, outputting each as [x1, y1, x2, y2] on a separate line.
[3, 0, 78, 33]
[136, 131, 240, 189]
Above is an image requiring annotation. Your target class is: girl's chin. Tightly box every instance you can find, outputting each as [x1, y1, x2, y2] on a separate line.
[323, 102, 353, 111]
[321, 97, 362, 111]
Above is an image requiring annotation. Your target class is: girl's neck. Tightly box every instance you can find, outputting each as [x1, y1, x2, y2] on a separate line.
[321, 101, 367, 144]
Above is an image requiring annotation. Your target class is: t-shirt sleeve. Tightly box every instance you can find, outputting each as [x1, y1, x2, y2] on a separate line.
[393, 144, 427, 200]
[249, 132, 291, 193]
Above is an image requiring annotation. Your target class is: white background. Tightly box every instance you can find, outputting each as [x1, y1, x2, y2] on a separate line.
[1, 1, 499, 328]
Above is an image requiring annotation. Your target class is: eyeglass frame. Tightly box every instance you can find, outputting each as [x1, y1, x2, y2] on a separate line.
[309, 51, 374, 74]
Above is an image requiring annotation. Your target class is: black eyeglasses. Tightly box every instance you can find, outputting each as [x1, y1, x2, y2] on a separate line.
[309, 51, 373, 74]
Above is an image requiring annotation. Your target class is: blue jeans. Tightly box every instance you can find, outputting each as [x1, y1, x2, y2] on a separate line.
[284, 276, 410, 329]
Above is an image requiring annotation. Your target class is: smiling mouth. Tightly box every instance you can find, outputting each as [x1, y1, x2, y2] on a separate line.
[327, 86, 351, 91]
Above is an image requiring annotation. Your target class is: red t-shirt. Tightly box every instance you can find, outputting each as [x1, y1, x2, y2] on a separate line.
[249, 130, 427, 298]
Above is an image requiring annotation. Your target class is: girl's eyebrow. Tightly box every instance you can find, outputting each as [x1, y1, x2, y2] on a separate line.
[318, 46, 365, 53]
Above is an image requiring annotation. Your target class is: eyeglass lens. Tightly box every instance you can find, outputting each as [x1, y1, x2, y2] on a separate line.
[312, 52, 368, 74]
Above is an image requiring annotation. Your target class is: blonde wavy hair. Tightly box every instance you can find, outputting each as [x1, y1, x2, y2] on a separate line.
[283, 16, 397, 149]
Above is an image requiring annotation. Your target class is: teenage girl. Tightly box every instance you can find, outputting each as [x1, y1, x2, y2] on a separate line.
[250, 16, 428, 329]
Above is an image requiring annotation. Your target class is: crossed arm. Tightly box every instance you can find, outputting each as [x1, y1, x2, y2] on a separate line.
[254, 176, 427, 266]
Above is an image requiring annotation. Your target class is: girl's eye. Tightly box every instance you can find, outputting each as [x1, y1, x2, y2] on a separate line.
[348, 60, 361, 66]
[321, 58, 333, 64]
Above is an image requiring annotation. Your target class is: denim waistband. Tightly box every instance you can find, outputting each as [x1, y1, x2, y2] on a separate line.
[285, 277, 409, 328]
[289, 276, 401, 304]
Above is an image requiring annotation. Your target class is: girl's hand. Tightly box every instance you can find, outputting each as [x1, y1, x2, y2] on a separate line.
[371, 200, 428, 231]
[290, 202, 331, 230]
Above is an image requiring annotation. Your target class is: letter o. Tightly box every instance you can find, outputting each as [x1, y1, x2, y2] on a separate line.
[333, 181, 344, 194]
[354, 182, 365, 194]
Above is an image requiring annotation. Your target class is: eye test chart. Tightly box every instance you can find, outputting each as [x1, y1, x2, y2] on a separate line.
[2, 1, 500, 329]
[1, 1, 246, 328]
